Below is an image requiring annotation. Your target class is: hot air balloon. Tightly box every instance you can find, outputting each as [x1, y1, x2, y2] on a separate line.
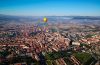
[43, 17, 48, 22]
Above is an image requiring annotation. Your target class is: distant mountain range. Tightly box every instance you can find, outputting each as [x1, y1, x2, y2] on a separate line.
[0, 14, 100, 25]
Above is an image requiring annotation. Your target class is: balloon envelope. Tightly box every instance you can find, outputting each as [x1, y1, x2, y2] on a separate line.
[43, 17, 47, 22]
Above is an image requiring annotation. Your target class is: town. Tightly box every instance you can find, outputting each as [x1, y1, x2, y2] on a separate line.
[0, 16, 100, 65]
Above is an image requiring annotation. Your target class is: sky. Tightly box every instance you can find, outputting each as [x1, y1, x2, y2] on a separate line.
[0, 0, 100, 16]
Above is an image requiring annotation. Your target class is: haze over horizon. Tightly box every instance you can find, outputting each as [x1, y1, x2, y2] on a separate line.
[0, 0, 100, 16]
